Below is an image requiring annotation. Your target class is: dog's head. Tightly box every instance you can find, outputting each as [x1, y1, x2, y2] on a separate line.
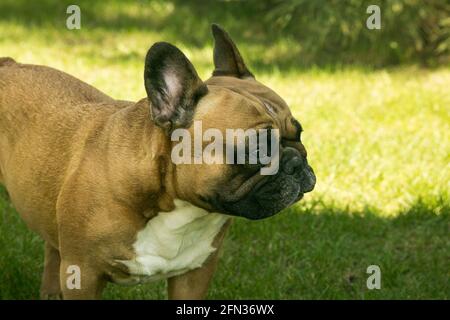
[144, 24, 315, 220]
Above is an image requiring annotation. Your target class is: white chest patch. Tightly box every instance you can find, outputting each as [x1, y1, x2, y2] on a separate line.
[118, 200, 229, 283]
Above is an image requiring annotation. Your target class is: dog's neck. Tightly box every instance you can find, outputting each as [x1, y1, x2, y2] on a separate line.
[99, 98, 178, 218]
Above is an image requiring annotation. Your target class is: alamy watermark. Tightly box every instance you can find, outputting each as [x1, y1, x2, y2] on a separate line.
[366, 265, 381, 289]
[66, 5, 381, 32]
[66, 265, 81, 290]
[366, 5, 381, 30]
[66, 5, 81, 30]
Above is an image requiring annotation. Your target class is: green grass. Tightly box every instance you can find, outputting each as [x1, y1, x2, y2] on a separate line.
[0, 0, 449, 299]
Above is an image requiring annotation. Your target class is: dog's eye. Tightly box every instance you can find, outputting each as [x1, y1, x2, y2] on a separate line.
[263, 102, 276, 116]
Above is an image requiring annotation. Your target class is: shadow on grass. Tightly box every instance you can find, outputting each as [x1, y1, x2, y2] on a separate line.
[0, 0, 258, 44]
[0, 184, 448, 299]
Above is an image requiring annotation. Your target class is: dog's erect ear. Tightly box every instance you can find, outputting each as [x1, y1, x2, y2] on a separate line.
[144, 42, 208, 132]
[211, 24, 254, 79]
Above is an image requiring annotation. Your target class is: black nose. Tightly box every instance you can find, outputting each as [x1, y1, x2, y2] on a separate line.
[283, 156, 304, 175]
[280, 147, 316, 193]
[301, 165, 316, 193]
[281, 147, 306, 175]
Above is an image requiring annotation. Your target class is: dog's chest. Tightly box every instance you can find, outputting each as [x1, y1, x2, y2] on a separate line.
[117, 200, 229, 284]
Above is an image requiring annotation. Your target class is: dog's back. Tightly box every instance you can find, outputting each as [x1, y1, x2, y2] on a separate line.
[0, 57, 116, 184]
[0, 58, 133, 244]
[0, 57, 114, 109]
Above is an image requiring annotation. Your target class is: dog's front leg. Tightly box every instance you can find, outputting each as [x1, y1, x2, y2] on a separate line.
[167, 220, 231, 299]
[40, 242, 62, 299]
[167, 258, 219, 300]
[59, 259, 106, 300]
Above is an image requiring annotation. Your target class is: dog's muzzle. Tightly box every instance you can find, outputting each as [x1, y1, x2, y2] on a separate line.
[220, 147, 316, 220]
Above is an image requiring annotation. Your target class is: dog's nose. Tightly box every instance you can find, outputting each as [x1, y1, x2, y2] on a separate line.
[281, 147, 316, 193]
[281, 147, 306, 175]
[301, 165, 316, 193]
[283, 156, 304, 175]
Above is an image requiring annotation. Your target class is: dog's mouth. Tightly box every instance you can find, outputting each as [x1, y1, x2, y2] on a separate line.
[216, 148, 316, 220]
[219, 173, 269, 203]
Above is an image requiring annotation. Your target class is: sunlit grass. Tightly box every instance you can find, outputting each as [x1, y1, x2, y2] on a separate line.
[0, 0, 448, 299]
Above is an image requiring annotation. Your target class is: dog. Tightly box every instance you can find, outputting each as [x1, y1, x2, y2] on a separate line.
[0, 24, 315, 299]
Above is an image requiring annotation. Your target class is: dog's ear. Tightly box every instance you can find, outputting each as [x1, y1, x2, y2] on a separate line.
[211, 24, 254, 79]
[144, 42, 208, 132]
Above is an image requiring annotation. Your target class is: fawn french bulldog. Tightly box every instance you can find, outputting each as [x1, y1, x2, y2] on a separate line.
[0, 24, 315, 299]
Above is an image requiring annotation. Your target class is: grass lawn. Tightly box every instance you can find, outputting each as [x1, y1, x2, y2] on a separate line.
[0, 0, 449, 299]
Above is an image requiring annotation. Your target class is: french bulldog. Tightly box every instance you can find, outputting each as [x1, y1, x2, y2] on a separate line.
[0, 24, 315, 299]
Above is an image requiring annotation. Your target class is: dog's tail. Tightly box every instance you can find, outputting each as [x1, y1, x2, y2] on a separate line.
[0, 57, 16, 67]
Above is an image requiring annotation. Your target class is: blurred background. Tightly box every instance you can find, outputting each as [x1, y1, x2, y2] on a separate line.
[0, 0, 449, 299]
